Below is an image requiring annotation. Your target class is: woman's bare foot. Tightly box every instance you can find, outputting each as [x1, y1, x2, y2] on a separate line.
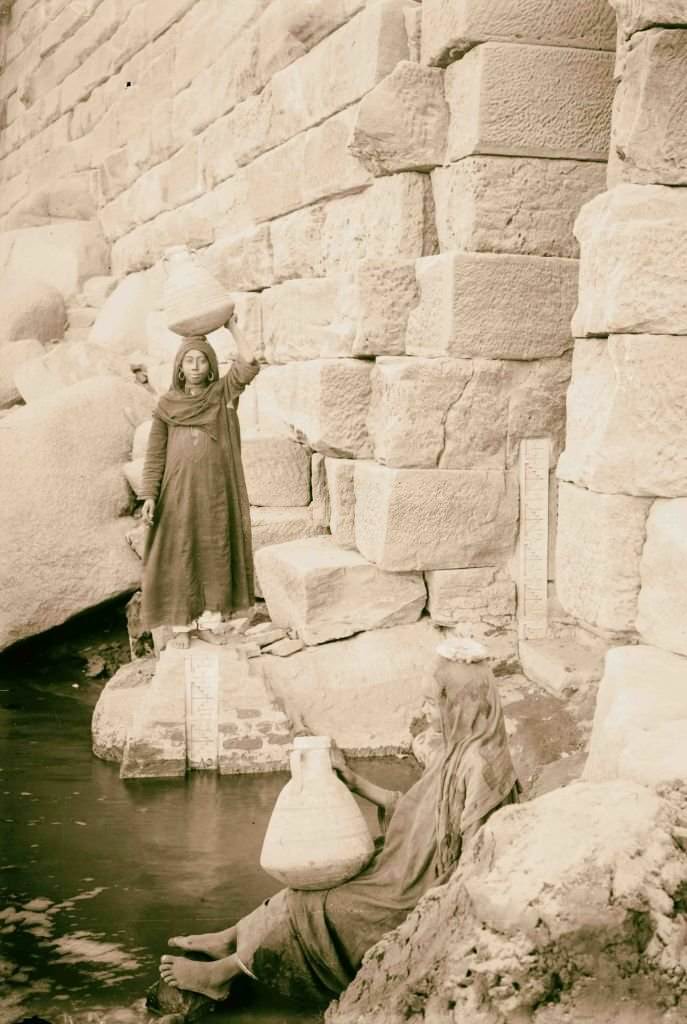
[168, 926, 237, 959]
[197, 628, 232, 646]
[169, 632, 191, 650]
[159, 954, 237, 1000]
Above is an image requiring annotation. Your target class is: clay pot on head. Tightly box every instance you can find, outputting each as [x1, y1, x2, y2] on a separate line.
[162, 245, 234, 337]
[260, 736, 375, 891]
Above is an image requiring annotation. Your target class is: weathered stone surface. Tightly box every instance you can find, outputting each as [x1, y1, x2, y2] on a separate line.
[250, 506, 328, 554]
[506, 355, 572, 468]
[325, 457, 357, 549]
[555, 481, 652, 634]
[254, 360, 373, 457]
[260, 277, 356, 362]
[14, 340, 125, 402]
[610, 29, 687, 187]
[559, 336, 687, 497]
[328, 781, 687, 1024]
[270, 205, 325, 282]
[255, 536, 426, 646]
[353, 259, 419, 357]
[355, 462, 518, 571]
[82, 275, 117, 309]
[0, 377, 153, 651]
[91, 658, 156, 762]
[263, 619, 440, 753]
[637, 499, 687, 656]
[426, 567, 515, 628]
[349, 61, 448, 175]
[0, 338, 44, 408]
[445, 44, 614, 163]
[431, 157, 606, 259]
[310, 452, 330, 528]
[1, 276, 66, 343]
[321, 173, 438, 276]
[573, 184, 687, 337]
[585, 643, 687, 784]
[204, 225, 275, 292]
[422, 0, 617, 65]
[0, 221, 110, 301]
[519, 636, 607, 698]
[89, 268, 162, 355]
[612, 0, 687, 39]
[242, 435, 311, 507]
[406, 253, 577, 360]
[245, 105, 372, 223]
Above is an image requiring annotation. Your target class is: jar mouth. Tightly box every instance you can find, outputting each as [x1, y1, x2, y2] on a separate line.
[292, 735, 331, 750]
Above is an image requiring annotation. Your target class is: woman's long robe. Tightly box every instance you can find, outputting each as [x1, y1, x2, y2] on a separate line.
[140, 358, 259, 630]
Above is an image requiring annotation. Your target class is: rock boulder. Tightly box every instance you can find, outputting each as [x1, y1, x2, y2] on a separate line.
[1, 276, 66, 343]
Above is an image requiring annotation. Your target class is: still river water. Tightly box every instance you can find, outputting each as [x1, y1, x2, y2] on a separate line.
[0, 605, 419, 1024]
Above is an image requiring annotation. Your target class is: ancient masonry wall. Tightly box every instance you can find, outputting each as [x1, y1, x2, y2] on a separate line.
[0, 0, 616, 652]
[557, 0, 687, 782]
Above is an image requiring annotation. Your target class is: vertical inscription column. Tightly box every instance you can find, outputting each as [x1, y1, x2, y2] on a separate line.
[518, 438, 550, 640]
[185, 651, 220, 770]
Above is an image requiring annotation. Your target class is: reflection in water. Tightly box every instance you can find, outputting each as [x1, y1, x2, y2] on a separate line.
[0, 609, 419, 1024]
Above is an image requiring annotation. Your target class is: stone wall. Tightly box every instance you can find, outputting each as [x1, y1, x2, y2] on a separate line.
[0, 0, 616, 651]
[557, 0, 687, 785]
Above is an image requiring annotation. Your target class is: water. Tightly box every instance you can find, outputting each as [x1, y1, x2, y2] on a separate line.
[0, 605, 419, 1024]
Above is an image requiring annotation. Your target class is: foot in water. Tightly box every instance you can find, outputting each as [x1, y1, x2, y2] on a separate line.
[168, 926, 237, 959]
[159, 954, 237, 1000]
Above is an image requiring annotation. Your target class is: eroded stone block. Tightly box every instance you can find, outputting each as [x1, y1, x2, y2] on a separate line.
[555, 481, 652, 634]
[242, 435, 311, 508]
[355, 462, 518, 571]
[0, 338, 44, 409]
[271, 205, 325, 282]
[255, 535, 426, 645]
[445, 43, 613, 162]
[325, 457, 357, 549]
[559, 336, 687, 497]
[353, 259, 419, 357]
[260, 277, 356, 362]
[406, 253, 577, 360]
[250, 506, 328, 553]
[637, 499, 687, 656]
[1, 276, 66, 343]
[349, 61, 448, 175]
[611, 0, 687, 39]
[431, 157, 606, 259]
[426, 567, 515, 628]
[14, 341, 125, 403]
[573, 184, 687, 337]
[204, 225, 275, 292]
[422, 0, 616, 66]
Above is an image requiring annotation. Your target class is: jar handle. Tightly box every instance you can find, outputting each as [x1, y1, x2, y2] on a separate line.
[291, 748, 303, 793]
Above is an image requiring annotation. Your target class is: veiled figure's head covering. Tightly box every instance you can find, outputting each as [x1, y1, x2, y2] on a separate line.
[153, 336, 223, 439]
[431, 640, 518, 874]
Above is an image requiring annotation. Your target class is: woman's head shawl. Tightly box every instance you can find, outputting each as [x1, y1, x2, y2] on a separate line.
[432, 649, 518, 875]
[154, 336, 223, 439]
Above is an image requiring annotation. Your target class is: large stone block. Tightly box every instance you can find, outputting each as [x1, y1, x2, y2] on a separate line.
[353, 259, 419, 357]
[406, 253, 577, 360]
[0, 221, 110, 301]
[203, 225, 275, 293]
[250, 506, 328, 553]
[555, 481, 652, 634]
[14, 340, 125, 403]
[636, 499, 687, 656]
[1, 276, 66, 343]
[610, 29, 687, 187]
[0, 338, 44, 409]
[584, 643, 687, 784]
[431, 157, 606, 259]
[445, 44, 613, 163]
[559, 336, 687, 497]
[260, 277, 356, 362]
[506, 354, 572, 468]
[325, 457, 357, 549]
[573, 184, 687, 337]
[611, 0, 687, 38]
[270, 205, 325, 282]
[320, 173, 438, 276]
[89, 267, 162, 355]
[229, 0, 411, 166]
[254, 360, 373, 457]
[255, 535, 426, 645]
[245, 106, 372, 223]
[0, 377, 153, 650]
[242, 435, 311, 508]
[354, 462, 518, 571]
[422, 0, 616, 65]
[349, 61, 448, 175]
[425, 566, 515, 628]
[262, 619, 440, 753]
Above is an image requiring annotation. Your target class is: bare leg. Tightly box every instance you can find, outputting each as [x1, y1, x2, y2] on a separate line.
[168, 925, 237, 959]
[159, 952, 242, 1000]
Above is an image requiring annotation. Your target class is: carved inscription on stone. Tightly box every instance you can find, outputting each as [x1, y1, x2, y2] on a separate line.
[185, 652, 219, 770]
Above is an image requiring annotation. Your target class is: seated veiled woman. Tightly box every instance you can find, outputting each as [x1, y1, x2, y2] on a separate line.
[159, 638, 520, 1008]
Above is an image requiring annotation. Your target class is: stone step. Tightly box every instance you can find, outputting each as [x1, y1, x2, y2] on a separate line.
[519, 636, 608, 699]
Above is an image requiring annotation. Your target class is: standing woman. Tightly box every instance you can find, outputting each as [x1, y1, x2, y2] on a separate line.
[140, 314, 259, 648]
